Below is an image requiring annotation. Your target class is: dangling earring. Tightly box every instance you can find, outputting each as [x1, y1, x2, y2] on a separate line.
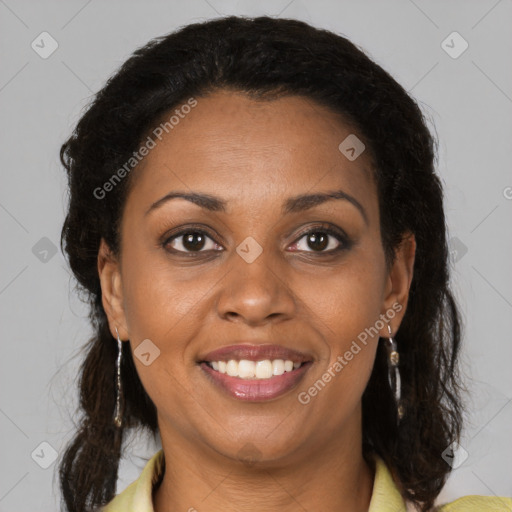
[113, 327, 124, 428]
[385, 324, 404, 423]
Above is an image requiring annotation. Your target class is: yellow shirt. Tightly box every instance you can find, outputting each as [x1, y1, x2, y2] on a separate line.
[101, 449, 512, 511]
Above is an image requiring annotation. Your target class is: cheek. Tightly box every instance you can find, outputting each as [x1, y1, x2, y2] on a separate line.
[120, 255, 208, 417]
[120, 243, 232, 400]
[308, 256, 386, 350]
[296, 274, 381, 430]
[121, 248, 207, 340]
[301, 250, 385, 406]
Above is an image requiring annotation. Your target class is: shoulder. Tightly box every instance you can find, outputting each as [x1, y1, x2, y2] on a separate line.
[100, 480, 139, 512]
[100, 450, 165, 512]
[436, 495, 512, 511]
[370, 453, 511, 512]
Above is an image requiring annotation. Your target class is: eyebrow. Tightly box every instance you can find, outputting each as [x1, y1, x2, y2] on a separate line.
[145, 189, 368, 225]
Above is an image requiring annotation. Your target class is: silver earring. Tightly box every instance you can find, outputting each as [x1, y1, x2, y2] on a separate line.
[113, 327, 123, 428]
[385, 324, 404, 423]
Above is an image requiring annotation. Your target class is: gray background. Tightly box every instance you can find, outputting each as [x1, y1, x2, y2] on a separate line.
[1, 0, 511, 510]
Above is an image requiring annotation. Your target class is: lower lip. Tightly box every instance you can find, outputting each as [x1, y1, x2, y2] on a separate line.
[199, 362, 312, 401]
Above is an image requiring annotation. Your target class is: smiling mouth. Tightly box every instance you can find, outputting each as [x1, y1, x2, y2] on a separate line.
[198, 359, 313, 401]
[197, 343, 314, 401]
[202, 358, 305, 380]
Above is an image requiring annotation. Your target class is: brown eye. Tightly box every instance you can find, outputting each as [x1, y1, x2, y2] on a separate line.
[290, 225, 351, 254]
[164, 230, 221, 254]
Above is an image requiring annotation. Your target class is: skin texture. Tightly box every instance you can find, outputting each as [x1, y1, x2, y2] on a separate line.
[98, 89, 416, 512]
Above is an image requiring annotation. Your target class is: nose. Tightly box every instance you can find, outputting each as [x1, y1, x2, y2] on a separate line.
[216, 243, 296, 326]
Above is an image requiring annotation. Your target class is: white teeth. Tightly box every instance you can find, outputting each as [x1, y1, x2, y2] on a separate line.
[255, 360, 273, 379]
[208, 359, 302, 379]
[226, 360, 238, 377]
[238, 360, 255, 379]
[272, 359, 284, 376]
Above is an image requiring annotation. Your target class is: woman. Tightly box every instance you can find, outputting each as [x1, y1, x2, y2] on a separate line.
[58, 15, 511, 512]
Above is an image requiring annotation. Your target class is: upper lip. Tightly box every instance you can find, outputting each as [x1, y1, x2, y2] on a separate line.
[199, 343, 313, 363]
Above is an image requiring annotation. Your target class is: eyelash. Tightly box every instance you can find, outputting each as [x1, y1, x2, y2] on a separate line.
[162, 223, 352, 257]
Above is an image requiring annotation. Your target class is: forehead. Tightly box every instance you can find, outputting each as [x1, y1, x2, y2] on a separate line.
[125, 90, 377, 219]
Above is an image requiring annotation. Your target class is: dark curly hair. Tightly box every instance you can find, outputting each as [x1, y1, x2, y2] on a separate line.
[58, 15, 464, 512]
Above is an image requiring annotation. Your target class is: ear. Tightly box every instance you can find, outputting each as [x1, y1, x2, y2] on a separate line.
[97, 238, 129, 340]
[379, 232, 416, 337]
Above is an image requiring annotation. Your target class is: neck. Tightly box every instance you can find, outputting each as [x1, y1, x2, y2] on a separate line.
[153, 419, 375, 512]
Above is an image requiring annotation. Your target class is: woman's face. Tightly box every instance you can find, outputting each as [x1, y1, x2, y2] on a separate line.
[99, 89, 415, 465]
